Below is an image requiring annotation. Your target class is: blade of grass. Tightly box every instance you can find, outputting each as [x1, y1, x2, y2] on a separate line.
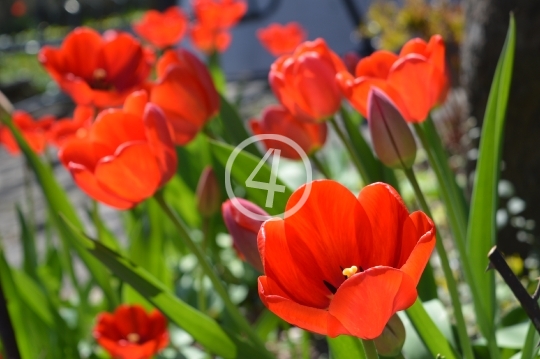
[466, 13, 516, 340]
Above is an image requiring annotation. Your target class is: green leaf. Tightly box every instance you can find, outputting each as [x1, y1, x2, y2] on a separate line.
[519, 321, 539, 359]
[328, 335, 367, 359]
[16, 206, 38, 279]
[0, 115, 117, 307]
[254, 309, 281, 341]
[466, 14, 516, 336]
[210, 140, 293, 215]
[218, 94, 261, 157]
[60, 216, 237, 359]
[405, 299, 458, 359]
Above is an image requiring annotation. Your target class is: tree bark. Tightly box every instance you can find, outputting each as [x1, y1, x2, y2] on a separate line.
[461, 0, 540, 256]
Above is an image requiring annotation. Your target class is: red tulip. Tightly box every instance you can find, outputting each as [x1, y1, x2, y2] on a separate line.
[257, 22, 307, 57]
[48, 105, 94, 148]
[59, 90, 177, 210]
[269, 38, 346, 123]
[0, 110, 54, 155]
[336, 35, 448, 123]
[189, 22, 232, 54]
[222, 198, 269, 272]
[94, 304, 168, 359]
[249, 105, 327, 160]
[258, 180, 435, 339]
[151, 49, 220, 145]
[39, 27, 152, 108]
[133, 6, 188, 49]
[193, 0, 247, 29]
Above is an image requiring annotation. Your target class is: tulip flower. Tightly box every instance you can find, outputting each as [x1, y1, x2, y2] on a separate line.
[269, 38, 346, 123]
[59, 90, 177, 210]
[193, 0, 247, 29]
[258, 180, 435, 339]
[133, 6, 188, 49]
[249, 105, 327, 160]
[367, 87, 417, 169]
[189, 23, 232, 54]
[151, 49, 220, 145]
[336, 35, 448, 123]
[93, 304, 169, 359]
[39, 27, 152, 108]
[0, 110, 54, 155]
[196, 166, 221, 217]
[222, 198, 269, 272]
[47, 106, 94, 148]
[257, 22, 307, 57]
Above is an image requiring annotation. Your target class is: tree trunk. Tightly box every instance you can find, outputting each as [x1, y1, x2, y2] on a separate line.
[461, 0, 540, 257]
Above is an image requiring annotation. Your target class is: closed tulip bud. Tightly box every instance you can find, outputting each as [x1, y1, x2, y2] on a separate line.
[374, 314, 406, 357]
[222, 198, 269, 272]
[196, 166, 221, 217]
[367, 87, 417, 169]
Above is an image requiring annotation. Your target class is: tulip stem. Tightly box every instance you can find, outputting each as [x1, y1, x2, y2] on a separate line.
[310, 154, 331, 179]
[154, 191, 274, 358]
[329, 117, 371, 184]
[403, 168, 476, 359]
[361, 339, 380, 359]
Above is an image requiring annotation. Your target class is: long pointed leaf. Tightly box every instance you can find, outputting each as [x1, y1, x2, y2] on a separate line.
[466, 14, 516, 336]
[59, 215, 237, 359]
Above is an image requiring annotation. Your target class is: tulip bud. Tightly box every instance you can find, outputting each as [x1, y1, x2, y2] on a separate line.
[222, 198, 269, 272]
[374, 314, 406, 357]
[367, 87, 417, 169]
[196, 166, 221, 217]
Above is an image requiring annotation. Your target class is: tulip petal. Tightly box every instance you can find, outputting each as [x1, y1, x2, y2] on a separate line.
[112, 305, 151, 339]
[259, 217, 329, 308]
[284, 180, 372, 299]
[357, 182, 411, 269]
[399, 38, 428, 57]
[59, 137, 109, 170]
[68, 163, 135, 209]
[355, 50, 398, 78]
[90, 110, 147, 154]
[328, 267, 417, 339]
[123, 90, 148, 118]
[258, 276, 329, 335]
[143, 103, 177, 184]
[400, 211, 436, 284]
[95, 142, 162, 204]
[61, 27, 102, 81]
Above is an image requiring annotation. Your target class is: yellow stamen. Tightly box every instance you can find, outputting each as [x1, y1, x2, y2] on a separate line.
[342, 265, 358, 278]
[126, 333, 140, 343]
[93, 68, 107, 80]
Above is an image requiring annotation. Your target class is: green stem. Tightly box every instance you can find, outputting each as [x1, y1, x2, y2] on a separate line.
[403, 168, 476, 359]
[154, 191, 273, 358]
[302, 330, 310, 359]
[329, 117, 371, 184]
[310, 154, 331, 179]
[521, 320, 539, 359]
[361, 339, 379, 359]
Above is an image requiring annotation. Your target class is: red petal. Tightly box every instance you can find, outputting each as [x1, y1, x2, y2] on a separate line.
[94, 142, 161, 203]
[113, 305, 150, 338]
[283, 180, 372, 300]
[399, 38, 428, 57]
[400, 211, 436, 284]
[90, 110, 147, 155]
[143, 103, 177, 184]
[68, 163, 135, 209]
[259, 217, 329, 308]
[123, 90, 148, 118]
[94, 312, 124, 341]
[61, 27, 102, 82]
[388, 55, 436, 123]
[357, 182, 411, 269]
[258, 276, 329, 335]
[328, 267, 417, 339]
[355, 51, 398, 78]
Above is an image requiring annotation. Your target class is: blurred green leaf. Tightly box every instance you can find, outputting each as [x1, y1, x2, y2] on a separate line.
[328, 335, 367, 359]
[255, 310, 282, 341]
[210, 140, 293, 215]
[60, 216, 237, 359]
[219, 94, 261, 157]
[0, 115, 117, 308]
[404, 299, 458, 359]
[466, 14, 516, 336]
[16, 205, 38, 279]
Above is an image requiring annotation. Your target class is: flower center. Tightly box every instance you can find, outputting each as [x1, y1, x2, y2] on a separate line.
[342, 265, 358, 278]
[126, 333, 140, 343]
[91, 68, 112, 90]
